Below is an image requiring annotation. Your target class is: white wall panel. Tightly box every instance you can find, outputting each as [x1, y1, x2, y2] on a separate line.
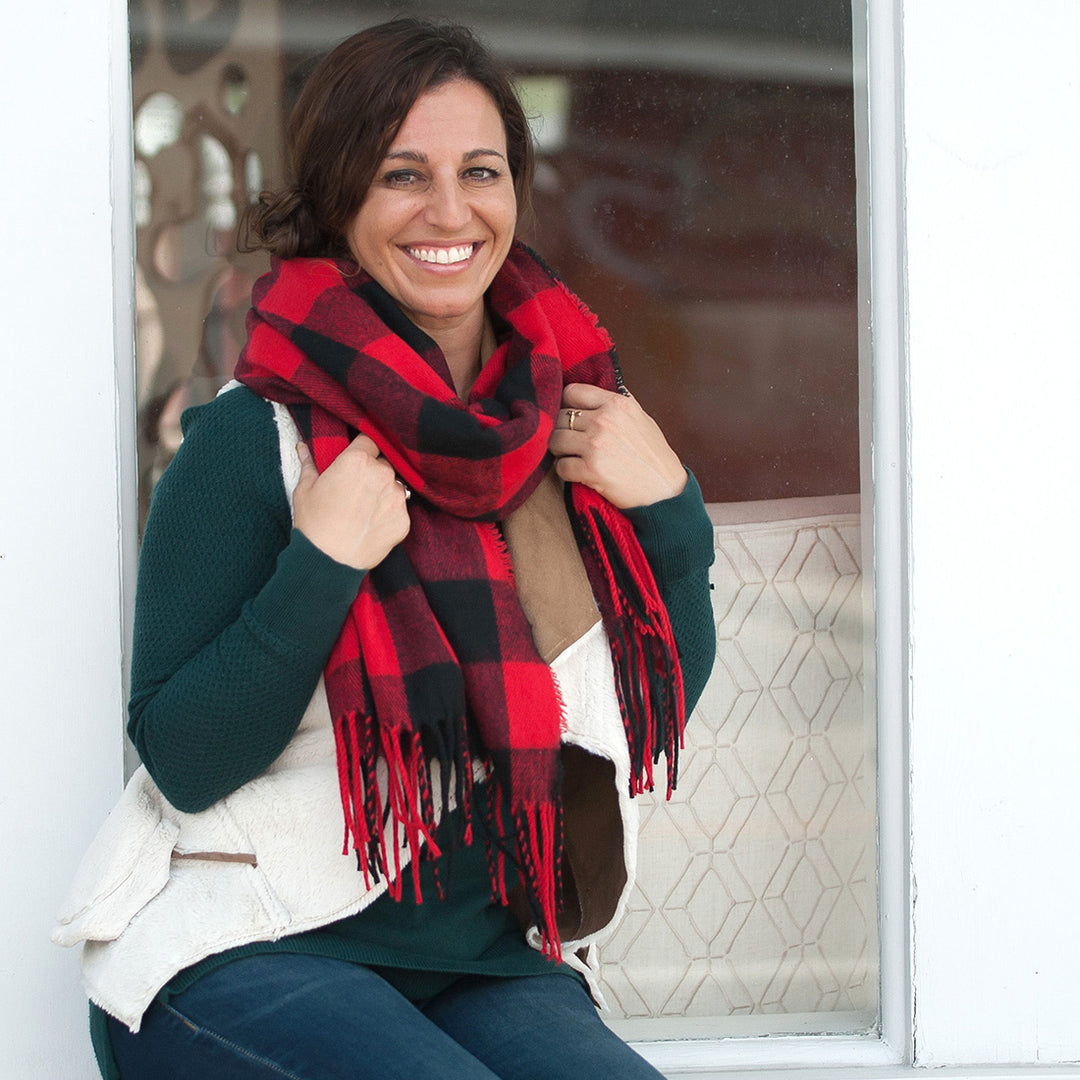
[0, 1, 131, 1077]
[904, 0, 1080, 1066]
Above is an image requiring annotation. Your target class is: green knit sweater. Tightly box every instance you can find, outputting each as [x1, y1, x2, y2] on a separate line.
[92, 386, 715, 1078]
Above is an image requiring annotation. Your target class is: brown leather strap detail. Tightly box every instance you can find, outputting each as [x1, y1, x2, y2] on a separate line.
[171, 850, 258, 867]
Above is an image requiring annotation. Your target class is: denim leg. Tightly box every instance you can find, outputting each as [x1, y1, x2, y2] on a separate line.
[422, 973, 667, 1080]
[107, 955, 503, 1080]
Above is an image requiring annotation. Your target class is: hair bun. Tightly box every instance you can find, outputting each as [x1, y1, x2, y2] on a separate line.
[240, 185, 340, 259]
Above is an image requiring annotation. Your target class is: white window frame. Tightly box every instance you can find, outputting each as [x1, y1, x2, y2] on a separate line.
[108, 0, 913, 1074]
[113, 0, 139, 754]
[629, 4, 911, 1069]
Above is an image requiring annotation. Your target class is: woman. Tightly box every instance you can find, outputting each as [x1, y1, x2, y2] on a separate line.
[55, 19, 715, 1079]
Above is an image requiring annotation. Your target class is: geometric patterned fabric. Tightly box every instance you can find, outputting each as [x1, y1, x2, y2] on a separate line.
[600, 504, 877, 1036]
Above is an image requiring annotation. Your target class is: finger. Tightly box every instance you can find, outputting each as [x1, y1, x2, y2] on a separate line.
[548, 428, 585, 457]
[557, 407, 589, 433]
[344, 433, 381, 459]
[295, 442, 318, 483]
[552, 453, 596, 492]
[561, 383, 617, 410]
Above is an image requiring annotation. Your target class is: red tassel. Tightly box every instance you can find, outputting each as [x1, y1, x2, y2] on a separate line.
[377, 727, 442, 903]
[514, 801, 563, 961]
[333, 715, 357, 857]
[569, 485, 686, 801]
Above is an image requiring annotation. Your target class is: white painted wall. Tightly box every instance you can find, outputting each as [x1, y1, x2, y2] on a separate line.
[0, 2, 131, 1077]
[904, 0, 1080, 1067]
[4, 0, 1080, 1076]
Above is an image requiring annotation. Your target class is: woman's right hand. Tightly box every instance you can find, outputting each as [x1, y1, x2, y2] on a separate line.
[292, 435, 411, 570]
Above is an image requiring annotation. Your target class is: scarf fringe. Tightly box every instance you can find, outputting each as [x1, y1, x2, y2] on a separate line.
[332, 718, 566, 957]
[511, 800, 564, 961]
[469, 774, 565, 961]
[333, 711, 477, 901]
[478, 772, 510, 909]
[571, 487, 686, 798]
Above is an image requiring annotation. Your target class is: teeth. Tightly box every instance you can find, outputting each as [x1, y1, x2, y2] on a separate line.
[408, 244, 474, 265]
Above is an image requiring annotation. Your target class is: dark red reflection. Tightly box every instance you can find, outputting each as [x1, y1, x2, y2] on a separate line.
[522, 71, 859, 503]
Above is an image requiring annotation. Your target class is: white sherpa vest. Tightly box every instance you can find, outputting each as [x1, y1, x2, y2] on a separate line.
[53, 387, 637, 1031]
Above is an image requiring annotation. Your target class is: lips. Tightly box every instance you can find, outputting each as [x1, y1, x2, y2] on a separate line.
[405, 243, 477, 265]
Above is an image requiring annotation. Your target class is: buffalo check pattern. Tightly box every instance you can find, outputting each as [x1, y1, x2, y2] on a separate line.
[234, 242, 683, 957]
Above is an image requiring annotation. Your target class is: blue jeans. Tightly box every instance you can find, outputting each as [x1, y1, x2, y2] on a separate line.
[106, 954, 665, 1079]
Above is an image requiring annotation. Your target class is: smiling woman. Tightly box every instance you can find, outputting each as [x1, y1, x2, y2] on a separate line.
[344, 81, 518, 390]
[57, 17, 716, 1080]
[46, 0, 883, 1073]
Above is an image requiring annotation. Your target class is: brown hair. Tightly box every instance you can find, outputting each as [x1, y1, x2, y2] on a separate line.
[242, 19, 534, 259]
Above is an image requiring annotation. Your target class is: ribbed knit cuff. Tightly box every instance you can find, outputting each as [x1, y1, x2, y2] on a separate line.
[247, 528, 366, 651]
[623, 470, 715, 582]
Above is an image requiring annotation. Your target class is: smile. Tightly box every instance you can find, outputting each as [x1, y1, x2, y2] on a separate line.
[405, 244, 477, 266]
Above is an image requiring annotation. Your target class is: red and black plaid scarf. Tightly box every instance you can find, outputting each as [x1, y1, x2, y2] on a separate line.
[235, 241, 683, 957]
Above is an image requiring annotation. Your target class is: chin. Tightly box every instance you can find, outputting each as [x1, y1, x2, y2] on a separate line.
[405, 294, 487, 325]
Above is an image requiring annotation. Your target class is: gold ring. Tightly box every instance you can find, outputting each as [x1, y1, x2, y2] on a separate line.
[567, 408, 582, 432]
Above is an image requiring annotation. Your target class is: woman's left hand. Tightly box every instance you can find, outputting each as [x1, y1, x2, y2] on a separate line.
[549, 383, 687, 509]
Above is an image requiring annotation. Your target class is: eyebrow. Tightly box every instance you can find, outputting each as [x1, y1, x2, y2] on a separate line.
[383, 148, 507, 164]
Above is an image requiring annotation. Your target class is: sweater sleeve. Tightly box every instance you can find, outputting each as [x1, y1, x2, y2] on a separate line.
[623, 471, 716, 715]
[127, 387, 364, 813]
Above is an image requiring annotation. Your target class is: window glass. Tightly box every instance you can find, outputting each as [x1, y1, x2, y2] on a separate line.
[129, 0, 876, 1041]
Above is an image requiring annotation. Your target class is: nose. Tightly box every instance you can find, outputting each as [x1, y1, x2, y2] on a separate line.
[424, 175, 470, 231]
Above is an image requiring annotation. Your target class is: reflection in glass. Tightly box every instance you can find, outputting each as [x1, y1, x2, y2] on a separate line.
[244, 149, 263, 204]
[221, 61, 251, 116]
[133, 159, 152, 229]
[133, 90, 183, 157]
[201, 133, 236, 231]
[516, 75, 572, 154]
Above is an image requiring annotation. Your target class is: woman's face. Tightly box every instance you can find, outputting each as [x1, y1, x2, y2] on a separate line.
[345, 79, 517, 337]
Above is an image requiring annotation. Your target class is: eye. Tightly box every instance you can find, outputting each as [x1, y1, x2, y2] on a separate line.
[462, 166, 501, 183]
[381, 169, 425, 189]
